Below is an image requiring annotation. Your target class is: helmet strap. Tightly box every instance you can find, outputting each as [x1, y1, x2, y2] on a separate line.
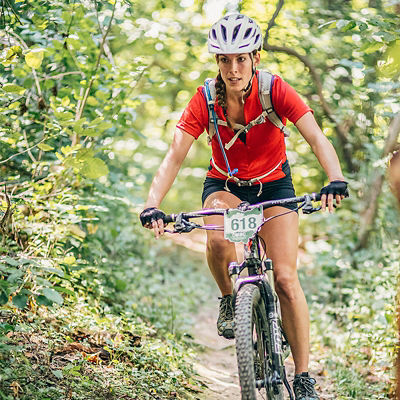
[241, 53, 255, 103]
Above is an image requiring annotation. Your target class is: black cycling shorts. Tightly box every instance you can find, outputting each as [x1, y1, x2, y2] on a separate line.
[202, 160, 297, 211]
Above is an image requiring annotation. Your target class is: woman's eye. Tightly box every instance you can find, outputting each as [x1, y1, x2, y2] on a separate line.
[238, 57, 246, 62]
[221, 58, 229, 63]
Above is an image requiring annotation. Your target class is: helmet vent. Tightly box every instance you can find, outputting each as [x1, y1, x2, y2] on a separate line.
[243, 28, 252, 39]
[221, 25, 227, 42]
[212, 29, 217, 40]
[232, 25, 241, 41]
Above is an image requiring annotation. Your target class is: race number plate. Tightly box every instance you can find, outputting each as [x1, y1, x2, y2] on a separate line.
[224, 206, 264, 243]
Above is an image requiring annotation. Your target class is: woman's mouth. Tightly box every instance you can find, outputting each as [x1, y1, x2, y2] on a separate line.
[228, 77, 241, 83]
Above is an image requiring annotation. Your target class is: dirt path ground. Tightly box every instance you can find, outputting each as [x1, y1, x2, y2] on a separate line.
[169, 231, 337, 399]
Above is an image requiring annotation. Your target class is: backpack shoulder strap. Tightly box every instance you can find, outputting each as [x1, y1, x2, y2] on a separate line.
[203, 78, 217, 144]
[258, 71, 290, 137]
[203, 78, 229, 144]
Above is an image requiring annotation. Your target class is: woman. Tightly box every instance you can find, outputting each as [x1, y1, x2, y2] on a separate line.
[140, 14, 348, 400]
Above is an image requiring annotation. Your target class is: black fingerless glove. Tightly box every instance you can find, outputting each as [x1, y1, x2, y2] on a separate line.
[320, 180, 349, 198]
[139, 207, 166, 227]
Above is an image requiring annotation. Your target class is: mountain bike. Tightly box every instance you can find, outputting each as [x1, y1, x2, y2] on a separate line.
[163, 193, 322, 400]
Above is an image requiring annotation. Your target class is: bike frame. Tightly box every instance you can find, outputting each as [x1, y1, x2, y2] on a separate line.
[164, 193, 321, 399]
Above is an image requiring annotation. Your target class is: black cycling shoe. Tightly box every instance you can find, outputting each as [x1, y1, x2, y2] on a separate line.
[293, 372, 319, 400]
[217, 294, 235, 339]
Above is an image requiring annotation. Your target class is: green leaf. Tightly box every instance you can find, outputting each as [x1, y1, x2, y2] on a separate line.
[52, 370, 63, 379]
[7, 270, 24, 283]
[0, 323, 14, 333]
[55, 111, 74, 121]
[42, 288, 64, 305]
[358, 22, 368, 32]
[36, 294, 53, 307]
[37, 143, 54, 151]
[63, 256, 76, 265]
[25, 49, 44, 69]
[76, 148, 95, 160]
[81, 128, 101, 137]
[342, 20, 356, 32]
[61, 96, 70, 107]
[55, 288, 75, 297]
[3, 257, 19, 266]
[0, 290, 8, 306]
[2, 83, 26, 94]
[81, 158, 109, 179]
[361, 41, 385, 54]
[12, 293, 28, 309]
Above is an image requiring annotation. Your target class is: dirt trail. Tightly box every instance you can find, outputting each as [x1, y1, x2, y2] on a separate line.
[169, 232, 337, 399]
[191, 300, 337, 400]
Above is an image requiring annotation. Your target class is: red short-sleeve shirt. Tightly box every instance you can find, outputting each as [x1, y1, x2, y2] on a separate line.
[176, 72, 312, 183]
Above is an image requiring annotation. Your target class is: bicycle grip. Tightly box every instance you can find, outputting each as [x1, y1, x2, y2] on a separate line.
[164, 214, 175, 224]
[313, 193, 321, 202]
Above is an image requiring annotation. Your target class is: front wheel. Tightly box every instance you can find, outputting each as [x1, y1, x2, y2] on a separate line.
[234, 284, 284, 400]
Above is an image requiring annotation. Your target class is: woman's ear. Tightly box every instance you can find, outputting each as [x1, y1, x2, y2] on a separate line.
[254, 52, 261, 67]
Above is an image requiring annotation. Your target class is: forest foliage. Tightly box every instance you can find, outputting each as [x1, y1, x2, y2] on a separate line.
[0, 0, 399, 398]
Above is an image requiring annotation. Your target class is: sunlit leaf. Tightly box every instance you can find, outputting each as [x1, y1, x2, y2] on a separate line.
[68, 225, 86, 239]
[63, 256, 77, 265]
[82, 157, 109, 179]
[360, 41, 385, 54]
[2, 83, 26, 94]
[25, 49, 44, 69]
[38, 143, 54, 151]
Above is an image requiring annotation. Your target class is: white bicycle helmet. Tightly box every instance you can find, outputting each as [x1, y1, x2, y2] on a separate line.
[208, 14, 263, 54]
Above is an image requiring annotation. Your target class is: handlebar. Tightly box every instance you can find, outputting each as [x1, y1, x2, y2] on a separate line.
[164, 192, 321, 224]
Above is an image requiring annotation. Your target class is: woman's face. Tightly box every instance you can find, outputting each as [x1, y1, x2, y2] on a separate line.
[217, 52, 260, 93]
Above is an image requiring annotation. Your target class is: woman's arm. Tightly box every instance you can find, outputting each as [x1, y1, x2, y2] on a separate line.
[295, 111, 346, 212]
[143, 127, 195, 236]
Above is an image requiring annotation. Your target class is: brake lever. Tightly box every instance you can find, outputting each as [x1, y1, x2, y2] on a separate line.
[173, 214, 200, 233]
[301, 195, 322, 214]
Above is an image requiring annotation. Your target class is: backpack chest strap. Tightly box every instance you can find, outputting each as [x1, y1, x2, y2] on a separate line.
[224, 112, 268, 150]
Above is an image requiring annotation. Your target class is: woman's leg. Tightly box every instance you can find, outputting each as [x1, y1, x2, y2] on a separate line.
[203, 190, 241, 296]
[259, 206, 309, 374]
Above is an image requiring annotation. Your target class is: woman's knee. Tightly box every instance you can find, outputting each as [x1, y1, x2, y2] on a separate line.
[207, 235, 232, 256]
[274, 270, 301, 302]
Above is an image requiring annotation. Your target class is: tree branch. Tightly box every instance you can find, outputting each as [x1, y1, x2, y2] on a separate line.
[262, 1, 356, 172]
[39, 71, 85, 81]
[264, 0, 284, 41]
[72, 1, 117, 146]
[75, 1, 117, 121]
[357, 112, 400, 249]
[0, 137, 46, 165]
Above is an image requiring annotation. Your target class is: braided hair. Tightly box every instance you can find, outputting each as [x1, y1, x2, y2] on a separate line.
[215, 71, 233, 129]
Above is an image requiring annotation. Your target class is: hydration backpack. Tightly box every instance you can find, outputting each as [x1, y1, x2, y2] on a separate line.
[203, 70, 290, 150]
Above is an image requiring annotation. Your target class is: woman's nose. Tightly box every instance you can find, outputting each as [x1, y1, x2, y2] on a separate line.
[229, 60, 238, 72]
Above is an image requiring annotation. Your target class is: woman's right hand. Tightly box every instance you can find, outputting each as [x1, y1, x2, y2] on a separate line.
[139, 207, 166, 238]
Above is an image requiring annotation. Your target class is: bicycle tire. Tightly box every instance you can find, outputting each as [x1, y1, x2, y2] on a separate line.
[235, 284, 284, 400]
